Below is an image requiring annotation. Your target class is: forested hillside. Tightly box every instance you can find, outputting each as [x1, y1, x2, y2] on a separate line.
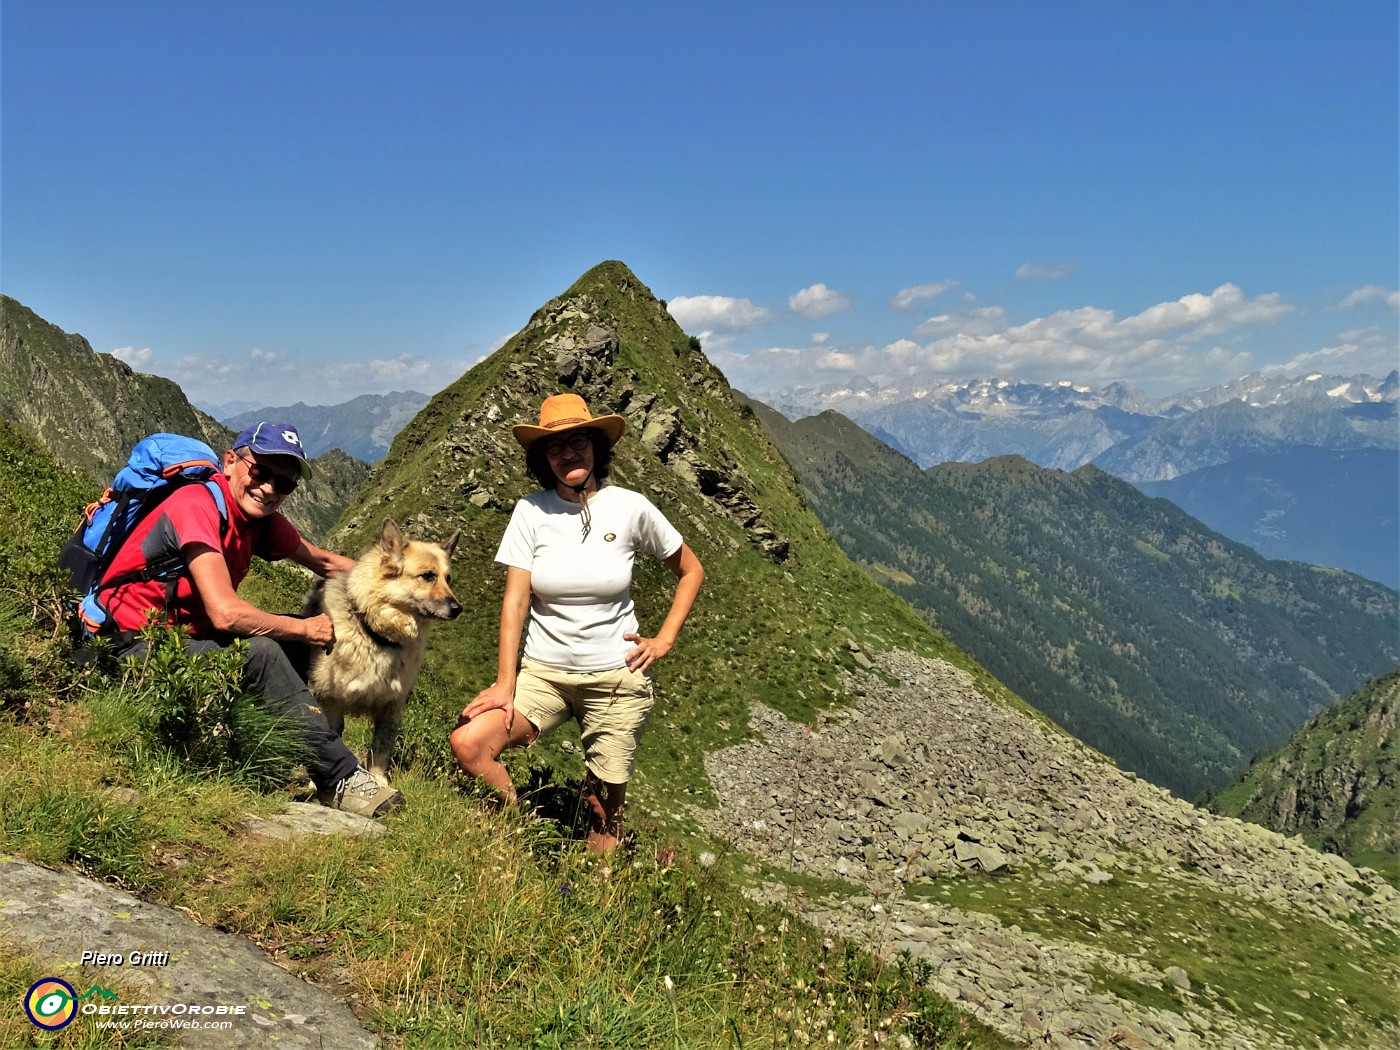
[750, 400, 1398, 798]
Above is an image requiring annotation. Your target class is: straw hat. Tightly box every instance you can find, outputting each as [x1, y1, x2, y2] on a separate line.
[512, 393, 626, 451]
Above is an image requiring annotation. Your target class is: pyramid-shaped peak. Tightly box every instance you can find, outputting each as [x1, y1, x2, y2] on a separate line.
[561, 260, 656, 302]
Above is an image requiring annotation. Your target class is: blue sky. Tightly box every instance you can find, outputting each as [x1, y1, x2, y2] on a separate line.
[3, 1, 1396, 408]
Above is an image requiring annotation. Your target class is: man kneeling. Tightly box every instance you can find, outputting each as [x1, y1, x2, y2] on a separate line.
[97, 423, 402, 817]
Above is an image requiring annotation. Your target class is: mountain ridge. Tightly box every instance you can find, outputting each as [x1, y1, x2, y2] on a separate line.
[1211, 669, 1400, 881]
[745, 397, 1399, 799]
[221, 391, 430, 462]
[0, 294, 369, 540]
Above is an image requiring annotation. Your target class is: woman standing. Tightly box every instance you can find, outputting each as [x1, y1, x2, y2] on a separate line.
[451, 394, 704, 852]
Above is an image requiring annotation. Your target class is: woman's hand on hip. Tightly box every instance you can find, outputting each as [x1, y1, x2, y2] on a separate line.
[463, 682, 516, 730]
[624, 633, 671, 673]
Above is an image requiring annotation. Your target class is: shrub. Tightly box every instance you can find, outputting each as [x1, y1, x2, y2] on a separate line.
[117, 623, 308, 791]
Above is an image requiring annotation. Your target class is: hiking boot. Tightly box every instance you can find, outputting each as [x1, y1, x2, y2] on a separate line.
[318, 767, 404, 818]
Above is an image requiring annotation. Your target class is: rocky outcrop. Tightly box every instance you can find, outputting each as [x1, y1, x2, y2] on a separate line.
[525, 298, 789, 561]
[0, 853, 378, 1048]
[698, 649, 1400, 1050]
[1212, 670, 1400, 862]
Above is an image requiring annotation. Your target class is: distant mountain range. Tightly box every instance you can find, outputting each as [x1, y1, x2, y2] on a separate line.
[199, 399, 265, 419]
[1140, 448, 1398, 589]
[218, 392, 430, 462]
[747, 397, 1399, 799]
[765, 370, 1398, 586]
[767, 371, 1397, 479]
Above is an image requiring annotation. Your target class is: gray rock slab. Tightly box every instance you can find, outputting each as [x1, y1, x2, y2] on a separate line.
[0, 855, 377, 1048]
[240, 802, 388, 840]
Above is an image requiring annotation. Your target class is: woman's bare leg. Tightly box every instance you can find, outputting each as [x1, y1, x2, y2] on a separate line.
[450, 711, 537, 804]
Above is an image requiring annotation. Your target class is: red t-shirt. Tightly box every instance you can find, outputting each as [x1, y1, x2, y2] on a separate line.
[100, 472, 301, 637]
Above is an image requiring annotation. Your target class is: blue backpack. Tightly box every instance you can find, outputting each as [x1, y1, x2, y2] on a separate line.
[59, 433, 230, 642]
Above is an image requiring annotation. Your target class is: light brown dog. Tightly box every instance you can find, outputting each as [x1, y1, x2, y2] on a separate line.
[303, 518, 462, 784]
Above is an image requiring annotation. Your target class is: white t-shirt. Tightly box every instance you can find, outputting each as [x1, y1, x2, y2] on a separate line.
[495, 485, 684, 672]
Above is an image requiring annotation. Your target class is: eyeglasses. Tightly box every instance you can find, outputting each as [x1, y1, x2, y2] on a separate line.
[235, 453, 299, 495]
[543, 433, 592, 456]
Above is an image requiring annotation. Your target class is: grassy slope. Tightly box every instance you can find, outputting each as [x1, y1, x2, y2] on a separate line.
[747, 401, 1398, 799]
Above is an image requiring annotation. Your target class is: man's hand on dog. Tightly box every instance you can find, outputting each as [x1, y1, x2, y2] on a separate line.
[303, 613, 336, 652]
[464, 682, 516, 730]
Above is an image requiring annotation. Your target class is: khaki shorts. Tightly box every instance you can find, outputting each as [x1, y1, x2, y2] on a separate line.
[513, 658, 654, 784]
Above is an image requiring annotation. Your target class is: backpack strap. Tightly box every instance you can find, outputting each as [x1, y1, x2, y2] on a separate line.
[160, 480, 232, 615]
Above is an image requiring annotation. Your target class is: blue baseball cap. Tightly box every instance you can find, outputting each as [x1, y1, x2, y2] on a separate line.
[231, 422, 313, 479]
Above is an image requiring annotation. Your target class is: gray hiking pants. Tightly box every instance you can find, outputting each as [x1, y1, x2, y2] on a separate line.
[116, 634, 360, 789]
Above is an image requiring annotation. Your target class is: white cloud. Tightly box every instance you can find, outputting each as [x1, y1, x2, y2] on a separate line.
[366, 353, 437, 383]
[175, 352, 242, 382]
[109, 346, 154, 367]
[717, 284, 1295, 397]
[1016, 262, 1078, 280]
[1337, 285, 1400, 312]
[1263, 327, 1399, 378]
[891, 281, 959, 311]
[816, 349, 858, 371]
[811, 331, 830, 345]
[788, 283, 851, 320]
[667, 295, 771, 331]
[1107, 284, 1292, 341]
[914, 306, 1008, 340]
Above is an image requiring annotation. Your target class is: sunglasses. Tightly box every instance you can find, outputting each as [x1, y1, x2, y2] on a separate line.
[543, 432, 592, 456]
[235, 453, 299, 495]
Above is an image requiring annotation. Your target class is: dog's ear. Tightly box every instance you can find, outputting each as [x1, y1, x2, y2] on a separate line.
[441, 529, 461, 561]
[379, 518, 407, 566]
